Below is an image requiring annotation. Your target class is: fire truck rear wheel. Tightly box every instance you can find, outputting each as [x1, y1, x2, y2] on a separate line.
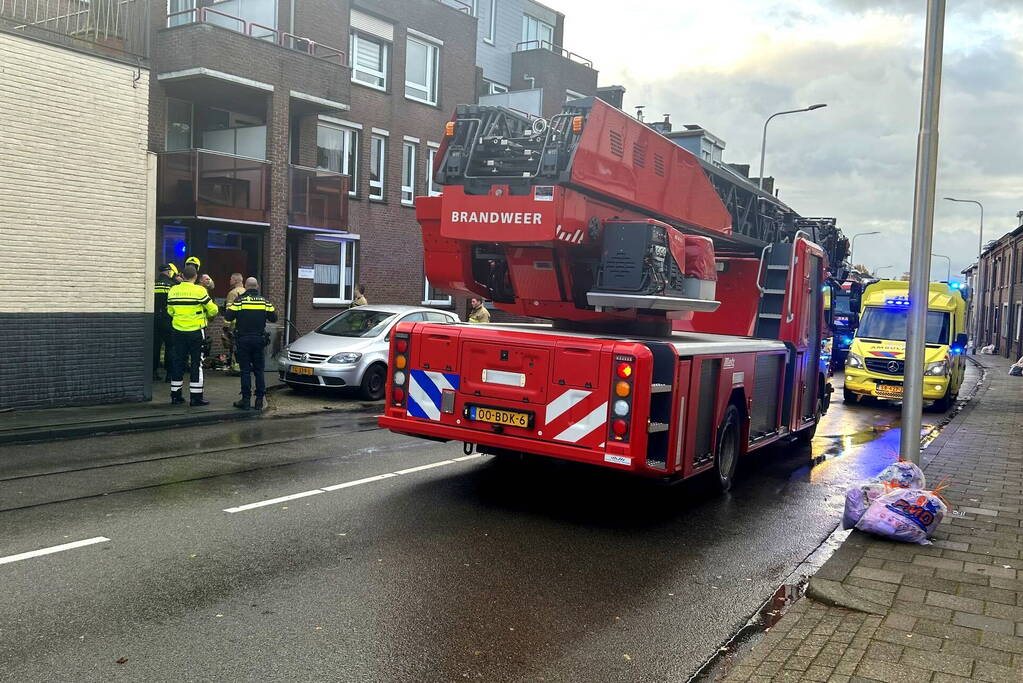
[715, 405, 741, 492]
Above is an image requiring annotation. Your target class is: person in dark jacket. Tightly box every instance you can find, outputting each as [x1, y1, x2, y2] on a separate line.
[153, 264, 177, 381]
[224, 277, 278, 411]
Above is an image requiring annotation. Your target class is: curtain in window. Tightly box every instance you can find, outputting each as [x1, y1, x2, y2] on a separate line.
[317, 126, 345, 174]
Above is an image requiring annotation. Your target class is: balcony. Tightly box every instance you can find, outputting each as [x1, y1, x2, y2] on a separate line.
[511, 42, 598, 119]
[515, 40, 593, 68]
[0, 0, 149, 60]
[289, 166, 349, 232]
[157, 150, 270, 224]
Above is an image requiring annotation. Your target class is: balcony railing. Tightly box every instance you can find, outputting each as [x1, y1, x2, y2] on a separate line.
[289, 166, 349, 231]
[166, 6, 345, 66]
[0, 0, 149, 59]
[515, 40, 593, 68]
[158, 150, 271, 224]
[433, 0, 473, 13]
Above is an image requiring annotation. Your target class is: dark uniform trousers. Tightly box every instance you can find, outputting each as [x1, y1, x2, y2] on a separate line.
[153, 321, 172, 373]
[170, 329, 206, 394]
[236, 335, 265, 399]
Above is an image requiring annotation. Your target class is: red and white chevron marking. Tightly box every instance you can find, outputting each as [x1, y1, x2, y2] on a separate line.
[555, 225, 584, 244]
[542, 388, 608, 447]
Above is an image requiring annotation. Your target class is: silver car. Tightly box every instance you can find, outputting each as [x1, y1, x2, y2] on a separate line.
[277, 305, 460, 400]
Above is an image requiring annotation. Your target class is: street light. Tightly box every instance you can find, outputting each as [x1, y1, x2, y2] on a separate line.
[931, 253, 951, 282]
[850, 231, 881, 268]
[873, 265, 894, 277]
[944, 197, 985, 346]
[758, 103, 828, 190]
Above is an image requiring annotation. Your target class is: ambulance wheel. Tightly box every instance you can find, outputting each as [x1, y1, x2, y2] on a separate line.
[360, 363, 387, 401]
[930, 392, 952, 413]
[715, 405, 741, 492]
[843, 387, 857, 404]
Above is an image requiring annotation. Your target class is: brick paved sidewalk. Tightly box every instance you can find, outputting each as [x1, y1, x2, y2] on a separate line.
[724, 354, 1023, 682]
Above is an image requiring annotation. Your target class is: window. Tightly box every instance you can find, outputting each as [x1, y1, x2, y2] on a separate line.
[522, 14, 554, 48]
[207, 229, 261, 299]
[424, 276, 451, 305]
[317, 308, 395, 337]
[485, 80, 508, 95]
[369, 135, 386, 200]
[350, 32, 389, 90]
[317, 122, 358, 196]
[313, 238, 358, 303]
[161, 225, 188, 266]
[203, 0, 277, 36]
[166, 99, 193, 151]
[427, 147, 441, 196]
[401, 142, 416, 204]
[168, 0, 195, 27]
[199, 107, 266, 159]
[857, 308, 950, 345]
[485, 0, 497, 43]
[565, 89, 585, 102]
[405, 36, 439, 105]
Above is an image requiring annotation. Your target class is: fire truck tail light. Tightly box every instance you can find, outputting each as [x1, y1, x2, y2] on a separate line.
[395, 355, 407, 369]
[616, 362, 633, 379]
[612, 419, 628, 436]
[571, 116, 584, 133]
[613, 400, 630, 417]
[393, 387, 405, 402]
[393, 371, 407, 386]
[396, 339, 408, 353]
[445, 121, 456, 137]
[614, 381, 631, 398]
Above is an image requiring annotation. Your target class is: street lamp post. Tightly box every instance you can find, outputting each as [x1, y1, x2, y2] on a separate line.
[758, 104, 827, 190]
[932, 253, 951, 282]
[850, 231, 881, 269]
[944, 197, 985, 347]
[874, 265, 894, 277]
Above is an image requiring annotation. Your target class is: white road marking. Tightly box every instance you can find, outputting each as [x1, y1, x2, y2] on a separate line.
[0, 536, 110, 566]
[225, 456, 482, 514]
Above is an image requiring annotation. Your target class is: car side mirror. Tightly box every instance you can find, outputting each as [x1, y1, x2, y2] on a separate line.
[955, 333, 968, 349]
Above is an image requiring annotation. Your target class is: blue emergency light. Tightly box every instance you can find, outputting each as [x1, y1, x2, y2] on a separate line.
[885, 297, 910, 307]
[949, 281, 962, 290]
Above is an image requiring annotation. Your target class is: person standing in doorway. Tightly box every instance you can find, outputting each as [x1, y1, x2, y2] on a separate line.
[225, 277, 277, 412]
[351, 284, 368, 308]
[224, 273, 245, 373]
[153, 264, 177, 381]
[167, 263, 219, 406]
[468, 297, 491, 324]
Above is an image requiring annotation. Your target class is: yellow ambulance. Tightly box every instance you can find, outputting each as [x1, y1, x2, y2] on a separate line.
[843, 281, 967, 411]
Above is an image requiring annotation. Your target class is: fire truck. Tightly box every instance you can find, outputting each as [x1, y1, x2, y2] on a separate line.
[378, 98, 844, 490]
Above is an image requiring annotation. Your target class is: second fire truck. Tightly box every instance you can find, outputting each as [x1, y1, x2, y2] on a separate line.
[378, 98, 844, 490]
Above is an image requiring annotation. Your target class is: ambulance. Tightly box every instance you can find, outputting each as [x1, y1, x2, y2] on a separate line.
[843, 281, 968, 411]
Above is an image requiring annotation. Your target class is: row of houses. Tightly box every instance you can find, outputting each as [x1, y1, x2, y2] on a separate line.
[962, 216, 1023, 361]
[0, 0, 608, 409]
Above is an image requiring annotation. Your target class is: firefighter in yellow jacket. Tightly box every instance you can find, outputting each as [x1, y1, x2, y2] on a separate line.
[167, 263, 219, 405]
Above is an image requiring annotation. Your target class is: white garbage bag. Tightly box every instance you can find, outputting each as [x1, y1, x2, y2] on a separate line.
[874, 460, 926, 490]
[842, 482, 889, 530]
[856, 488, 947, 544]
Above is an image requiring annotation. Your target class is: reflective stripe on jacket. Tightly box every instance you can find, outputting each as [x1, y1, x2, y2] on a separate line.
[224, 290, 278, 337]
[167, 281, 218, 332]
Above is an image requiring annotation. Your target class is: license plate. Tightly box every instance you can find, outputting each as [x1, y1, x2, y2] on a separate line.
[469, 405, 532, 428]
[291, 365, 314, 376]
[877, 383, 903, 397]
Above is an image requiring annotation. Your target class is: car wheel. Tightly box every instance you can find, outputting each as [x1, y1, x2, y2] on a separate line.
[715, 405, 741, 492]
[360, 363, 387, 401]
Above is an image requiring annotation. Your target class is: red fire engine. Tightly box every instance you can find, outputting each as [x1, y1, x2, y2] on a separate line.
[378, 98, 842, 490]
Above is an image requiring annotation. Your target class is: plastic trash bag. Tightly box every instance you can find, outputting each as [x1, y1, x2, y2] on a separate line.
[856, 488, 947, 544]
[1010, 357, 1023, 377]
[843, 482, 889, 530]
[874, 460, 926, 490]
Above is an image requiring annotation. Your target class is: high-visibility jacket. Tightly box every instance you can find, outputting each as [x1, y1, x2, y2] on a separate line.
[153, 275, 176, 327]
[167, 281, 219, 332]
[224, 290, 278, 337]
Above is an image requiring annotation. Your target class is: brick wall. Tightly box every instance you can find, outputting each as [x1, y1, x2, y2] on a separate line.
[0, 32, 155, 408]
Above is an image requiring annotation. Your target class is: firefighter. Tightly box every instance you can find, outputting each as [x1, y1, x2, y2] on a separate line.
[223, 273, 245, 373]
[468, 297, 491, 324]
[167, 263, 219, 405]
[185, 256, 215, 292]
[351, 284, 368, 308]
[153, 264, 177, 381]
[224, 277, 277, 412]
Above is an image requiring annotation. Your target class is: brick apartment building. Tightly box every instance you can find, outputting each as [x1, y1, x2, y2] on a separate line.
[0, 1, 154, 409]
[967, 219, 1023, 360]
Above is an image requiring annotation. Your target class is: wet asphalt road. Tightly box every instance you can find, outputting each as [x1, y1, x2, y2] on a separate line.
[0, 368, 978, 682]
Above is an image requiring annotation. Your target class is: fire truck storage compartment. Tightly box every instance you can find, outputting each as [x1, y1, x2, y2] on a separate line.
[693, 358, 721, 468]
[552, 340, 605, 389]
[418, 329, 460, 372]
[644, 342, 678, 470]
[459, 341, 551, 404]
[751, 353, 784, 439]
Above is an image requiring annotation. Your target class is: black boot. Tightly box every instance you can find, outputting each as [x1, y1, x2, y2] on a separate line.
[253, 396, 264, 412]
[190, 392, 210, 407]
[171, 389, 185, 405]
[233, 396, 251, 411]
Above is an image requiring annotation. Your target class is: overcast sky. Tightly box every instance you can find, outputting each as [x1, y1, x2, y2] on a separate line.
[547, 0, 1022, 279]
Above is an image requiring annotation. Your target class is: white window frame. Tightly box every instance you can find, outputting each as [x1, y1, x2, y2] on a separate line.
[369, 134, 386, 200]
[427, 146, 441, 197]
[565, 88, 584, 102]
[423, 274, 452, 306]
[350, 31, 389, 92]
[167, 0, 196, 27]
[486, 80, 508, 95]
[401, 141, 417, 205]
[485, 0, 496, 44]
[404, 35, 440, 106]
[312, 238, 359, 305]
[522, 13, 554, 48]
[317, 120, 359, 197]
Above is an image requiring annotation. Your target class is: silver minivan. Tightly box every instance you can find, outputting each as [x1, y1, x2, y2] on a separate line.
[277, 305, 459, 400]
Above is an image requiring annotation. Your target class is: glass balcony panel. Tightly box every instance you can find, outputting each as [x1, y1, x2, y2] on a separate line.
[289, 166, 349, 231]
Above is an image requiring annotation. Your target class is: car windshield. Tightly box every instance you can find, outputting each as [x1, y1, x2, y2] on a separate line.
[316, 309, 396, 337]
[858, 307, 950, 345]
[833, 292, 853, 315]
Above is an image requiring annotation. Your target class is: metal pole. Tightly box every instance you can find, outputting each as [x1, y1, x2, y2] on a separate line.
[932, 253, 951, 282]
[901, 0, 945, 466]
[850, 231, 881, 269]
[757, 104, 827, 190]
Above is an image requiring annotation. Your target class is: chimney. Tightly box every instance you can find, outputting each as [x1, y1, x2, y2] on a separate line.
[649, 113, 672, 134]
